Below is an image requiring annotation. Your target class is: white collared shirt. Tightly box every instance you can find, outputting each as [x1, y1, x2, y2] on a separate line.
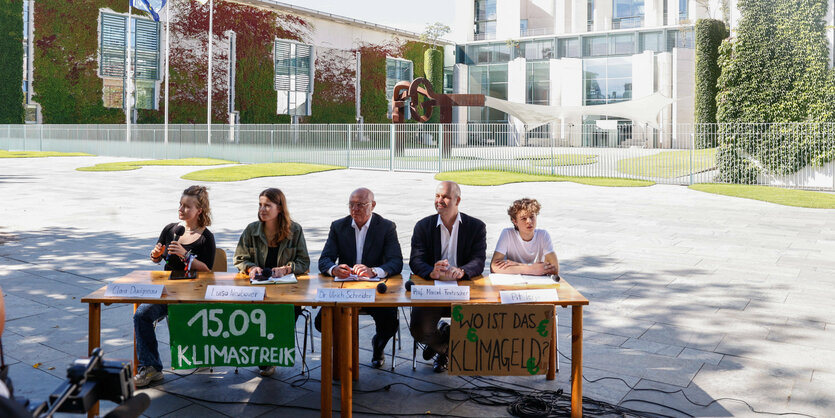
[437, 213, 462, 267]
[328, 218, 387, 278]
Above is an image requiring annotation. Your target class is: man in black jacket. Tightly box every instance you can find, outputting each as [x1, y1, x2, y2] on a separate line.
[318, 188, 403, 368]
[409, 181, 486, 372]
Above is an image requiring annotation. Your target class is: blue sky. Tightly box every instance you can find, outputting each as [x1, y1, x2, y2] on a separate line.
[278, 0, 456, 34]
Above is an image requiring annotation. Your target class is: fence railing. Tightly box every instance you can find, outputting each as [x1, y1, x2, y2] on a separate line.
[2, 123, 834, 190]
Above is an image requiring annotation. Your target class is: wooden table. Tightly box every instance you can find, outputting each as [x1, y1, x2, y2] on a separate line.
[82, 271, 588, 418]
[337, 274, 589, 418]
[80, 271, 340, 418]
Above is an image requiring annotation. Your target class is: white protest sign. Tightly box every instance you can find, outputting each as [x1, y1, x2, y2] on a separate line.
[500, 289, 559, 304]
[316, 288, 376, 302]
[411, 285, 470, 301]
[204, 285, 265, 301]
[104, 283, 163, 298]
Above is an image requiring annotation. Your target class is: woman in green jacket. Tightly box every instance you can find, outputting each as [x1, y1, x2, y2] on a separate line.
[233, 187, 309, 376]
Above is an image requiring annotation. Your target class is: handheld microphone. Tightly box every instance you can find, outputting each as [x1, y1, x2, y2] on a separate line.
[551, 274, 561, 282]
[404, 279, 414, 292]
[376, 282, 387, 294]
[172, 225, 186, 242]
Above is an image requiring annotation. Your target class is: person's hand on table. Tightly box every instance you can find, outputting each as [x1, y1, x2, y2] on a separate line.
[528, 262, 554, 276]
[429, 259, 450, 279]
[352, 264, 374, 277]
[248, 266, 264, 279]
[272, 266, 292, 277]
[542, 262, 557, 275]
[332, 264, 351, 279]
[494, 259, 519, 269]
[440, 266, 464, 280]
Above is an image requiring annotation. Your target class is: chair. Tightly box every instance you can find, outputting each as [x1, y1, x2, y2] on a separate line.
[212, 248, 227, 272]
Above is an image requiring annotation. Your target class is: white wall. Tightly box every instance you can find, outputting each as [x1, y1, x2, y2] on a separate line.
[497, 0, 522, 39]
[632, 51, 655, 99]
[452, 0, 475, 43]
[555, 0, 572, 34]
[522, 0, 556, 34]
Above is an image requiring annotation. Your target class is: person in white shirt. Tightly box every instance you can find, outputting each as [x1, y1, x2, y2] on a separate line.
[490, 198, 559, 276]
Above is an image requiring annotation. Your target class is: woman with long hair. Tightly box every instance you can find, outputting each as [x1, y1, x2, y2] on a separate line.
[234, 188, 309, 376]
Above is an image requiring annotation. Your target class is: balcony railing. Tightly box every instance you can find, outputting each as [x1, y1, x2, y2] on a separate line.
[520, 27, 552, 37]
[612, 16, 644, 29]
[473, 32, 496, 41]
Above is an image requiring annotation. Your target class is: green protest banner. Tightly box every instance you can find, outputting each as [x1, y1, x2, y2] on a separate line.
[449, 304, 555, 376]
[168, 304, 296, 369]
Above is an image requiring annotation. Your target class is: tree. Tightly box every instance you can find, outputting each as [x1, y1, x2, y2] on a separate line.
[420, 22, 450, 50]
[694, 19, 728, 147]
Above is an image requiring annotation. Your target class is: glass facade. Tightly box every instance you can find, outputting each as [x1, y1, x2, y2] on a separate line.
[526, 62, 550, 105]
[679, 0, 688, 22]
[385, 57, 413, 117]
[517, 39, 554, 61]
[468, 64, 507, 122]
[583, 56, 632, 106]
[474, 0, 497, 40]
[612, 0, 644, 29]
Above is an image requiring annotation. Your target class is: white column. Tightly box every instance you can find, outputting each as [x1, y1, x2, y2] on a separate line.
[596, 0, 613, 31]
[497, 0, 522, 40]
[507, 58, 527, 146]
[452, 63, 469, 144]
[555, 0, 572, 34]
[572, 0, 588, 33]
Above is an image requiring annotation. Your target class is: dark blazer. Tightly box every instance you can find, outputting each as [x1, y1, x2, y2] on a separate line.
[318, 213, 403, 276]
[409, 212, 487, 279]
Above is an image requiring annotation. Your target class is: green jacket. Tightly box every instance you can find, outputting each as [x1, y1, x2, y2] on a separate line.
[233, 220, 310, 275]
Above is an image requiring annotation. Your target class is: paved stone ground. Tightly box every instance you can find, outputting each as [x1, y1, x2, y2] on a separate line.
[1, 155, 834, 417]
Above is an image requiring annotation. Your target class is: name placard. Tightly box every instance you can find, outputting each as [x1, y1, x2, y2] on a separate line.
[104, 283, 163, 298]
[411, 285, 470, 300]
[204, 285, 265, 301]
[500, 289, 559, 304]
[316, 288, 376, 302]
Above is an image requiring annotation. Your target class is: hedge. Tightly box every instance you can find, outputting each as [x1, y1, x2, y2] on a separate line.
[715, 0, 835, 182]
[0, 0, 25, 123]
[694, 19, 727, 148]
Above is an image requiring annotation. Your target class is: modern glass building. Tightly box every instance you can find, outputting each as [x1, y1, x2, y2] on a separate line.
[448, 0, 703, 147]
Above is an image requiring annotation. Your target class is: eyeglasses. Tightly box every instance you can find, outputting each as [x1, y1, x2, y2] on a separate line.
[348, 202, 371, 209]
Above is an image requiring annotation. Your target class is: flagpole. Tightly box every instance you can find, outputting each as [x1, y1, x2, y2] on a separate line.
[207, 0, 212, 145]
[126, 2, 132, 143]
[164, 0, 170, 146]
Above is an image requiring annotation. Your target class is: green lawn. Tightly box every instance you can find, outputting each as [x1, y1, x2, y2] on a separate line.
[1, 150, 91, 158]
[77, 158, 236, 172]
[617, 148, 717, 178]
[689, 184, 835, 208]
[435, 170, 654, 187]
[518, 154, 598, 166]
[182, 163, 345, 182]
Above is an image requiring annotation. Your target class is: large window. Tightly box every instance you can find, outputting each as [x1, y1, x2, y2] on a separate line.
[274, 40, 313, 116]
[526, 62, 550, 105]
[679, 0, 688, 22]
[474, 0, 497, 40]
[583, 56, 632, 105]
[639, 31, 664, 52]
[468, 64, 507, 122]
[612, 0, 644, 29]
[385, 57, 412, 112]
[465, 43, 512, 65]
[558, 38, 581, 58]
[98, 12, 160, 109]
[517, 39, 554, 61]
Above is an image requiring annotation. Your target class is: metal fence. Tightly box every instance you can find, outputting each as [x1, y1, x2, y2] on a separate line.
[2, 122, 834, 190]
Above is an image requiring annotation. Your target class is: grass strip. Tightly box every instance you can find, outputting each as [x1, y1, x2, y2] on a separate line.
[77, 158, 236, 172]
[689, 183, 835, 208]
[182, 163, 345, 182]
[435, 170, 654, 187]
[1, 150, 91, 158]
[617, 148, 717, 178]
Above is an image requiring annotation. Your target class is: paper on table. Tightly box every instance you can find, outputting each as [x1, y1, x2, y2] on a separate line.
[434, 280, 458, 286]
[334, 274, 380, 282]
[489, 273, 558, 286]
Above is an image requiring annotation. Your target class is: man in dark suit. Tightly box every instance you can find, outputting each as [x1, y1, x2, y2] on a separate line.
[409, 181, 486, 373]
[318, 188, 403, 368]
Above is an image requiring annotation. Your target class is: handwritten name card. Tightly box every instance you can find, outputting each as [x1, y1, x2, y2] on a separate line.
[499, 289, 559, 304]
[104, 284, 163, 298]
[204, 285, 265, 301]
[316, 288, 376, 302]
[411, 285, 470, 300]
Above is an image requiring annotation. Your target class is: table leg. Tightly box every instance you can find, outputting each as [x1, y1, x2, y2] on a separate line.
[340, 307, 353, 418]
[333, 311, 341, 382]
[88, 303, 101, 418]
[320, 307, 333, 418]
[571, 306, 583, 418]
[352, 307, 359, 381]
[547, 308, 557, 380]
[133, 303, 139, 376]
